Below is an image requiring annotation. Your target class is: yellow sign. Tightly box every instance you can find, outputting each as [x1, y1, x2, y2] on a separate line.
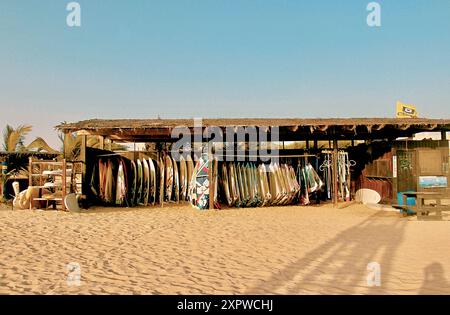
[396, 101, 418, 118]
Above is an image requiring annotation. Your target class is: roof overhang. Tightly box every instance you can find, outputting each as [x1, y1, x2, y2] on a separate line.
[56, 118, 450, 143]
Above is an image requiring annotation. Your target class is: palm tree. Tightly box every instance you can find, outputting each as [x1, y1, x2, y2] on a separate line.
[2, 125, 33, 152]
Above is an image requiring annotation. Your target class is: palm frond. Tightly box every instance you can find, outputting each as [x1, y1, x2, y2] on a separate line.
[61, 133, 81, 160]
[2, 125, 14, 151]
[3, 124, 32, 152]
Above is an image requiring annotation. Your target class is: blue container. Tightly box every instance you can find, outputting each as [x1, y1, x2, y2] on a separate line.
[397, 191, 416, 215]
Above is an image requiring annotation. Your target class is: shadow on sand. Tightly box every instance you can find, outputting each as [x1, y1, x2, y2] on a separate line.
[419, 263, 450, 294]
[249, 213, 407, 294]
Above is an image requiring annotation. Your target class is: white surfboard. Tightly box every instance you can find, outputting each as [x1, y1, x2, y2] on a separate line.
[143, 158, 150, 206]
[355, 188, 381, 205]
[65, 193, 81, 212]
[165, 155, 173, 201]
[148, 158, 156, 206]
[186, 155, 194, 201]
[172, 156, 180, 202]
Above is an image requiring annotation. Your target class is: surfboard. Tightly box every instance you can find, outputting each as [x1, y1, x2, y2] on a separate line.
[148, 158, 156, 206]
[165, 154, 173, 201]
[233, 162, 242, 207]
[269, 163, 282, 205]
[172, 156, 180, 202]
[179, 156, 187, 201]
[115, 159, 127, 205]
[158, 157, 165, 205]
[221, 163, 233, 206]
[190, 152, 211, 210]
[98, 159, 105, 201]
[212, 157, 219, 209]
[129, 160, 137, 206]
[258, 164, 271, 206]
[136, 159, 143, 205]
[64, 193, 81, 212]
[355, 188, 381, 205]
[142, 158, 150, 206]
[227, 163, 238, 206]
[186, 155, 194, 201]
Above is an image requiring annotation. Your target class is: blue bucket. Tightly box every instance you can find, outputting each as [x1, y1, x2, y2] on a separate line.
[397, 191, 416, 215]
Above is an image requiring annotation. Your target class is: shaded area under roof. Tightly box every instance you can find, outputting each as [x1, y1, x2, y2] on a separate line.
[56, 118, 450, 142]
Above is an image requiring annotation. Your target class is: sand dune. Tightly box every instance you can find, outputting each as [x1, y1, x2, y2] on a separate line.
[1, 203, 449, 294]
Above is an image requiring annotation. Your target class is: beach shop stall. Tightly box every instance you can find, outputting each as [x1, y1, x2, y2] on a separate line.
[352, 139, 450, 203]
[56, 118, 450, 211]
[0, 151, 59, 201]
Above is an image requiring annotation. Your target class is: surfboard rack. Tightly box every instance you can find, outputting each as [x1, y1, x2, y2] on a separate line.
[28, 158, 75, 211]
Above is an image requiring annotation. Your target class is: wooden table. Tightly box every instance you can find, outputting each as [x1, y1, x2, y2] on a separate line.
[401, 191, 449, 220]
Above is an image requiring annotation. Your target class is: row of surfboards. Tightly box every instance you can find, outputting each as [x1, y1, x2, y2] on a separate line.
[95, 155, 196, 206]
[217, 161, 324, 208]
[92, 153, 325, 209]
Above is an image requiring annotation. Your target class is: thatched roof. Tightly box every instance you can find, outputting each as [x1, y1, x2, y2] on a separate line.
[56, 117, 450, 130]
[56, 117, 450, 142]
[0, 151, 59, 158]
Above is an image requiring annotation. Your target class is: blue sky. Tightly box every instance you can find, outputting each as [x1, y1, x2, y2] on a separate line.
[0, 0, 449, 147]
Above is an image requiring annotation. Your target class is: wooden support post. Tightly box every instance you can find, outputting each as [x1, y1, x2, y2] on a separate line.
[333, 138, 339, 207]
[441, 130, 447, 141]
[160, 151, 164, 208]
[63, 132, 71, 159]
[392, 147, 398, 204]
[62, 159, 67, 211]
[99, 136, 105, 150]
[27, 157, 33, 210]
[105, 138, 112, 151]
[209, 149, 214, 210]
[80, 135, 87, 196]
[28, 157, 33, 188]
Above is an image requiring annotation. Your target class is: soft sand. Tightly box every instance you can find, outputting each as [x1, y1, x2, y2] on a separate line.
[1, 203, 449, 295]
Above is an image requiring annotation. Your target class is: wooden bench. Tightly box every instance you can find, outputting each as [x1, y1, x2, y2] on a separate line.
[399, 191, 450, 221]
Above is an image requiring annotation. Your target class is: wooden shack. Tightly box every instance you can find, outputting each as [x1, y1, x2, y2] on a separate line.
[56, 118, 450, 207]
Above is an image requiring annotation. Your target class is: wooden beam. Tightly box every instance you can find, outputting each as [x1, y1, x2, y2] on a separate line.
[75, 130, 91, 136]
[398, 124, 411, 131]
[288, 125, 299, 132]
[317, 125, 328, 132]
[423, 124, 438, 131]
[342, 125, 357, 132]
[372, 124, 385, 131]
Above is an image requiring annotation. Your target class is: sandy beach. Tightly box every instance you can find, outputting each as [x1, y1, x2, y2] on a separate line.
[1, 203, 449, 295]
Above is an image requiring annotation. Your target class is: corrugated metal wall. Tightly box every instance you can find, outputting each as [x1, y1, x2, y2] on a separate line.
[354, 151, 394, 202]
